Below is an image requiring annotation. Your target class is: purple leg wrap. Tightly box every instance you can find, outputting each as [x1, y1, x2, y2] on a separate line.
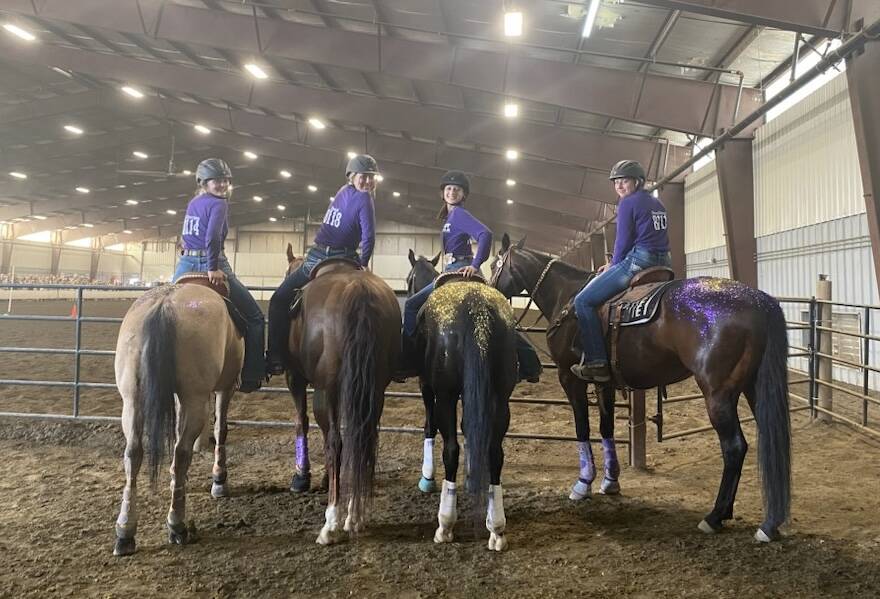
[602, 438, 620, 480]
[577, 441, 596, 484]
[295, 436, 310, 473]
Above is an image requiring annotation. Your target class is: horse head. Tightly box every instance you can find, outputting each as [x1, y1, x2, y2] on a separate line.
[490, 233, 528, 298]
[405, 248, 440, 297]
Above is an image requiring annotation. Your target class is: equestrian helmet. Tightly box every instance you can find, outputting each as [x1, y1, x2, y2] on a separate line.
[440, 170, 470, 196]
[196, 158, 233, 184]
[345, 154, 379, 177]
[609, 160, 646, 181]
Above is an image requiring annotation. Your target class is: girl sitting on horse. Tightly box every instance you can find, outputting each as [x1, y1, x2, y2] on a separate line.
[265, 154, 378, 376]
[399, 171, 541, 381]
[172, 158, 266, 393]
[570, 160, 671, 383]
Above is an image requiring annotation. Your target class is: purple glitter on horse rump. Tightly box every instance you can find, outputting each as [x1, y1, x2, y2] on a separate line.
[668, 277, 775, 338]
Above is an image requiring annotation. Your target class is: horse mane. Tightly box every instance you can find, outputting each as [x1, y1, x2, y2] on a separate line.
[519, 246, 593, 279]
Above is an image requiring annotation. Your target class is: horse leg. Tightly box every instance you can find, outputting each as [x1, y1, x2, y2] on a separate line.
[486, 395, 511, 552]
[113, 398, 143, 556]
[166, 394, 207, 545]
[559, 371, 595, 501]
[289, 377, 311, 493]
[418, 380, 438, 493]
[698, 387, 748, 534]
[598, 384, 621, 495]
[434, 390, 460, 544]
[210, 388, 234, 498]
[192, 397, 214, 453]
[316, 391, 343, 545]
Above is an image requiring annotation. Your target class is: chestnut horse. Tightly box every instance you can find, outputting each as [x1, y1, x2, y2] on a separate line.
[281, 245, 401, 544]
[112, 282, 243, 556]
[491, 235, 791, 542]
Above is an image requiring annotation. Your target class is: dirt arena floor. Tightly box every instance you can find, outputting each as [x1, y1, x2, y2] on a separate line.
[1, 298, 879, 598]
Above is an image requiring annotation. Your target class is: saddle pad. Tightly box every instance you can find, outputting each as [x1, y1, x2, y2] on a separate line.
[176, 271, 229, 298]
[309, 257, 362, 280]
[434, 271, 487, 288]
[614, 280, 676, 327]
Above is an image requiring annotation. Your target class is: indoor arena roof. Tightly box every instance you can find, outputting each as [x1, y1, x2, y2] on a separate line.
[0, 0, 851, 253]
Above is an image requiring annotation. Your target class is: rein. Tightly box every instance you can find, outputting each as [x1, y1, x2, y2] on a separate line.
[494, 248, 558, 329]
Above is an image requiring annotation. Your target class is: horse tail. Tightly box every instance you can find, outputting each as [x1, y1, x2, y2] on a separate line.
[339, 277, 383, 525]
[754, 295, 791, 532]
[460, 298, 495, 512]
[140, 297, 177, 487]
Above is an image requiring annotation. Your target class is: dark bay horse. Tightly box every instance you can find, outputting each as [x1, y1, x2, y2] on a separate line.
[112, 282, 244, 556]
[418, 278, 517, 550]
[282, 245, 401, 544]
[406, 249, 442, 493]
[491, 235, 791, 542]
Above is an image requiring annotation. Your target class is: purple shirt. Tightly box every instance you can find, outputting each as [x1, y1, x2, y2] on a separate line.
[443, 206, 493, 269]
[314, 185, 376, 267]
[180, 192, 228, 271]
[612, 189, 669, 265]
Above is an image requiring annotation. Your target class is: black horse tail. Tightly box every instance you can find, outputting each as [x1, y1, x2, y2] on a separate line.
[339, 278, 383, 525]
[140, 298, 177, 487]
[754, 296, 791, 534]
[460, 299, 495, 513]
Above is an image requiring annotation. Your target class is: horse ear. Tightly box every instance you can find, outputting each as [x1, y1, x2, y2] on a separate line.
[501, 233, 511, 252]
[286, 243, 295, 262]
[430, 251, 441, 267]
[408, 248, 416, 266]
[515, 236, 526, 250]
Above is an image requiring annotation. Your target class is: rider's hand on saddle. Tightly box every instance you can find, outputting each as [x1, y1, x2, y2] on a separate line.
[208, 269, 226, 285]
[458, 265, 479, 278]
[597, 264, 610, 274]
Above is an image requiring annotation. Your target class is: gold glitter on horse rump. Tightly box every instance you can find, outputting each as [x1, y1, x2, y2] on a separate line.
[423, 282, 515, 354]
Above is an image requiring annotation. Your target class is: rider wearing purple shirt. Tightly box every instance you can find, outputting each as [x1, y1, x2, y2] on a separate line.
[570, 160, 671, 382]
[266, 154, 379, 376]
[172, 158, 266, 392]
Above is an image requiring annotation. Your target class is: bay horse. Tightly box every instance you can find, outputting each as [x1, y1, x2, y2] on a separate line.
[491, 234, 791, 542]
[282, 244, 401, 544]
[418, 276, 517, 550]
[112, 281, 244, 556]
[405, 249, 442, 493]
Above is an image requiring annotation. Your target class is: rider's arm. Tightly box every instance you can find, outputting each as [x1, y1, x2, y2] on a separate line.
[358, 193, 376, 267]
[458, 210, 493, 269]
[204, 199, 228, 272]
[611, 197, 635, 265]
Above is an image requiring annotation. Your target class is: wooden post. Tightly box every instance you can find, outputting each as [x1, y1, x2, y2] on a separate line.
[816, 274, 833, 422]
[629, 389, 647, 469]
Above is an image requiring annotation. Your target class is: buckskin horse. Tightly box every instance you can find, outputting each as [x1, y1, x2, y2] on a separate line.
[417, 274, 517, 550]
[491, 234, 791, 542]
[112, 277, 244, 556]
[281, 244, 401, 544]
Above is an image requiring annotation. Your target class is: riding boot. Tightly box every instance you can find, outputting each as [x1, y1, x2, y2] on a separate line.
[239, 325, 265, 393]
[266, 301, 293, 378]
[392, 332, 421, 382]
[515, 332, 542, 383]
[570, 354, 611, 383]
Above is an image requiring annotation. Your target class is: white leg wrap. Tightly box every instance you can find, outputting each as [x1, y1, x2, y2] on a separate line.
[421, 438, 435, 480]
[434, 480, 457, 543]
[317, 504, 341, 545]
[486, 484, 508, 551]
[569, 479, 592, 501]
[343, 498, 361, 533]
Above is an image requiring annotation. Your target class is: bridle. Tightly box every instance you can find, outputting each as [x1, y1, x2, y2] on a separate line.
[491, 246, 558, 328]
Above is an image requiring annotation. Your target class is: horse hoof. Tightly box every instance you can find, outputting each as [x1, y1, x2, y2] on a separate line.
[316, 527, 341, 546]
[599, 478, 620, 495]
[569, 480, 592, 501]
[211, 482, 228, 498]
[434, 526, 454, 544]
[167, 522, 189, 545]
[343, 516, 362, 534]
[290, 473, 311, 493]
[755, 527, 775, 543]
[698, 519, 720, 534]
[113, 536, 136, 557]
[418, 476, 436, 493]
[487, 532, 508, 552]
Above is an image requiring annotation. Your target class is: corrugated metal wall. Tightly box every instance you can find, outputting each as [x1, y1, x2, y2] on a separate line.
[683, 160, 724, 254]
[685, 245, 730, 279]
[753, 72, 864, 236]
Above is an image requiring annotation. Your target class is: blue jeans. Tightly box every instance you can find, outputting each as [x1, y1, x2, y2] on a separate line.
[574, 247, 671, 364]
[267, 245, 360, 360]
[403, 258, 472, 337]
[173, 253, 266, 382]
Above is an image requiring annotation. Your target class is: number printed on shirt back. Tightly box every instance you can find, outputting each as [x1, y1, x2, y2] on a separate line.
[324, 206, 343, 228]
[183, 215, 200, 236]
[651, 211, 668, 231]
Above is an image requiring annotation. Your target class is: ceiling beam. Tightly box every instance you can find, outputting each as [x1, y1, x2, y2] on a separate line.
[0, 0, 763, 136]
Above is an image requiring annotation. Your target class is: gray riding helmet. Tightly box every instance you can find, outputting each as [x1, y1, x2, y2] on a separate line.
[440, 170, 470, 197]
[346, 154, 379, 177]
[196, 158, 233, 185]
[609, 160, 646, 182]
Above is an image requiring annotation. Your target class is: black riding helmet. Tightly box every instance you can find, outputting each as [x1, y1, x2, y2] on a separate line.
[440, 170, 470, 197]
[196, 158, 233, 185]
[346, 154, 379, 177]
[609, 160, 646, 184]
